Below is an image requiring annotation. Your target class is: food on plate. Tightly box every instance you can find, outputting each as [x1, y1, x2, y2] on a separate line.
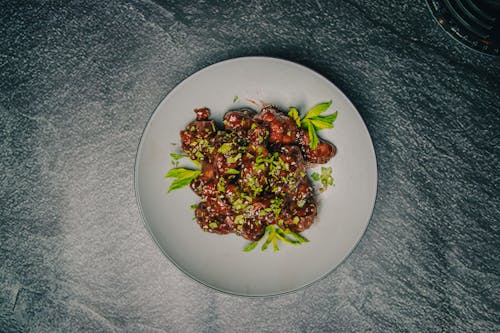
[166, 102, 337, 251]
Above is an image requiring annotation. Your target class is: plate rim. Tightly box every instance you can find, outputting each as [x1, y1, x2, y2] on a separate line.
[134, 56, 378, 297]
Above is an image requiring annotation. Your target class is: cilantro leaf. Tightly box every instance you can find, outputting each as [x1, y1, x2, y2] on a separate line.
[303, 100, 332, 119]
[317, 111, 337, 124]
[165, 167, 201, 193]
[299, 101, 337, 149]
[309, 111, 338, 130]
[165, 168, 198, 179]
[167, 177, 197, 192]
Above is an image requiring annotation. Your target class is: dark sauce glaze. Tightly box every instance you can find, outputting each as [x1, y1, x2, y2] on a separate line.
[180, 106, 336, 241]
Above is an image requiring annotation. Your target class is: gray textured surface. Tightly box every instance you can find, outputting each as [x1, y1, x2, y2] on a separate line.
[1, 0, 499, 332]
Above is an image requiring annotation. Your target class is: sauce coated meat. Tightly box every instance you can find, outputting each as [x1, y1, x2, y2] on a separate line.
[180, 106, 336, 241]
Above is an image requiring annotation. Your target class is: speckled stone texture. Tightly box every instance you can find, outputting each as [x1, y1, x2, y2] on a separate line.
[1, 0, 499, 332]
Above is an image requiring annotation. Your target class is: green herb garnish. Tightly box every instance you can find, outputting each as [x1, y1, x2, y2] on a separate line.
[261, 227, 274, 251]
[227, 153, 242, 164]
[234, 215, 245, 225]
[275, 228, 299, 244]
[170, 153, 187, 160]
[288, 101, 338, 149]
[217, 177, 226, 192]
[233, 95, 238, 103]
[170, 152, 188, 167]
[287, 107, 301, 127]
[165, 167, 201, 193]
[226, 168, 240, 175]
[243, 225, 309, 252]
[320, 167, 334, 192]
[284, 228, 309, 243]
[195, 151, 204, 160]
[305, 120, 320, 149]
[217, 142, 233, 154]
[209, 222, 218, 229]
[243, 241, 259, 252]
[310, 166, 334, 192]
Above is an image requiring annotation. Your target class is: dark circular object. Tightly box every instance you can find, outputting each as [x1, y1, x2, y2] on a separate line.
[426, 0, 500, 56]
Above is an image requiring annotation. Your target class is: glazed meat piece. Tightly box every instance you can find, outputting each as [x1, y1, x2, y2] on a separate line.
[247, 123, 269, 145]
[210, 132, 244, 176]
[189, 162, 216, 196]
[204, 193, 232, 216]
[256, 106, 297, 144]
[267, 145, 311, 200]
[307, 142, 336, 164]
[296, 129, 336, 164]
[279, 145, 306, 173]
[180, 110, 217, 161]
[288, 215, 315, 233]
[213, 151, 240, 176]
[195, 203, 232, 234]
[237, 220, 266, 241]
[223, 109, 255, 133]
[194, 107, 210, 121]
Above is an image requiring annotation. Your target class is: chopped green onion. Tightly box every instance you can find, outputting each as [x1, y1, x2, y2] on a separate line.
[275, 229, 299, 245]
[244, 241, 258, 252]
[284, 228, 309, 243]
[218, 142, 233, 154]
[227, 153, 242, 164]
[234, 215, 245, 225]
[272, 237, 279, 252]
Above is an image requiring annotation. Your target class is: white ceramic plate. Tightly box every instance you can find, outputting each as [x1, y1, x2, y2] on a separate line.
[135, 57, 377, 296]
